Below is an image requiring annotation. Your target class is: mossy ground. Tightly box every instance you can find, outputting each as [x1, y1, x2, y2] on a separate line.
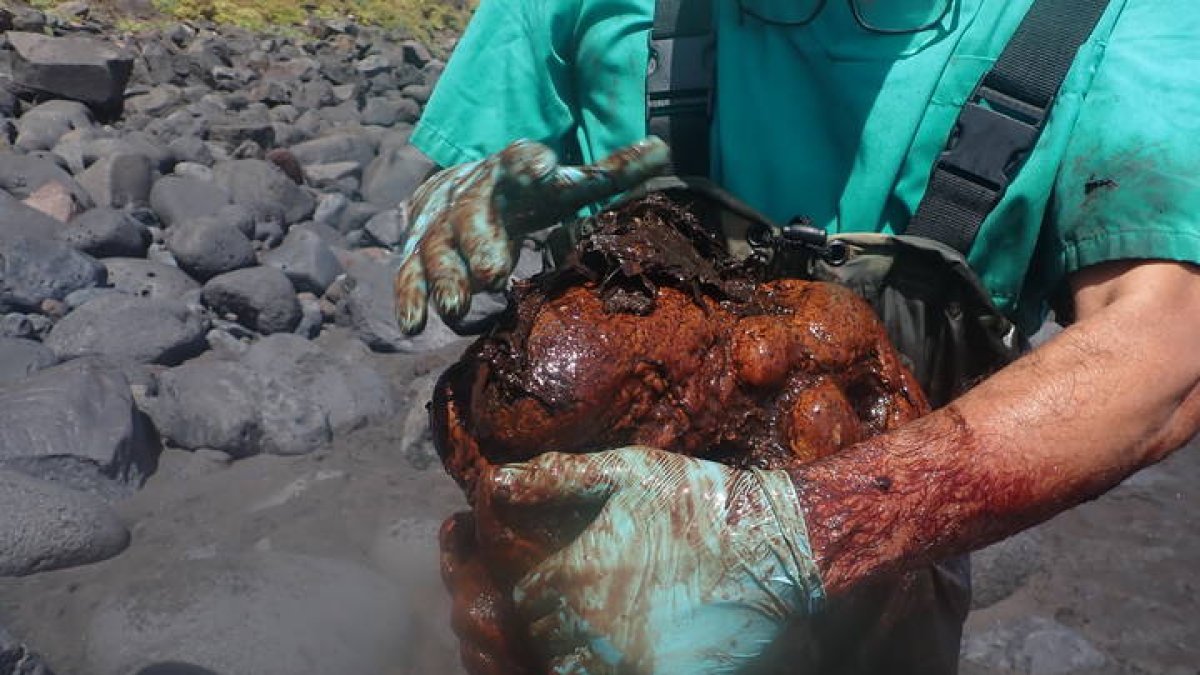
[22, 0, 475, 44]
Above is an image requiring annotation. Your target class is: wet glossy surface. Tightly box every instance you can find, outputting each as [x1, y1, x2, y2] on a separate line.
[428, 195, 930, 674]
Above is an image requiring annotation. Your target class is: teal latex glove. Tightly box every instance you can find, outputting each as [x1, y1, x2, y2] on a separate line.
[393, 137, 670, 335]
[479, 446, 826, 675]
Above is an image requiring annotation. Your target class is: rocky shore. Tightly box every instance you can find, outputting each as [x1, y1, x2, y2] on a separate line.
[0, 4, 1195, 674]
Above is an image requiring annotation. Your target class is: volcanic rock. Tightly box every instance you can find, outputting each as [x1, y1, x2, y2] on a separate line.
[21, 181, 87, 223]
[102, 257, 199, 300]
[261, 227, 343, 294]
[44, 294, 208, 364]
[289, 131, 378, 169]
[58, 207, 150, 258]
[8, 32, 134, 118]
[212, 159, 315, 225]
[167, 215, 256, 281]
[0, 235, 106, 312]
[13, 100, 94, 152]
[149, 175, 231, 227]
[0, 358, 158, 490]
[361, 143, 433, 207]
[363, 207, 407, 248]
[0, 469, 129, 577]
[202, 266, 301, 335]
[0, 337, 57, 385]
[0, 153, 93, 208]
[0, 191, 72, 240]
[76, 153, 154, 209]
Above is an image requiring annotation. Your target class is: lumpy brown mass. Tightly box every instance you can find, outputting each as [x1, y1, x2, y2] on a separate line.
[430, 194, 930, 674]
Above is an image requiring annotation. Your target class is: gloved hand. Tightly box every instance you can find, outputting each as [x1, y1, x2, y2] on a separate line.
[476, 446, 826, 675]
[393, 137, 670, 334]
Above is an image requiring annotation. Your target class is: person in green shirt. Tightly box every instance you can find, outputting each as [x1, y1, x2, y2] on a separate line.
[393, 1, 1200, 672]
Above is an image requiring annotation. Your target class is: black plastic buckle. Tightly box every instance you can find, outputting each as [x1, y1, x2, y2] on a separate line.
[936, 85, 1047, 192]
[747, 218, 848, 267]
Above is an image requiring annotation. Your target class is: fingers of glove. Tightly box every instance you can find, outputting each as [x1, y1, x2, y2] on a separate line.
[479, 451, 637, 509]
[418, 216, 473, 324]
[516, 551, 630, 675]
[444, 179, 515, 291]
[543, 136, 671, 213]
[393, 250, 429, 335]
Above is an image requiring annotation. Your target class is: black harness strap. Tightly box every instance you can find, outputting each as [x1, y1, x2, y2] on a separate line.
[907, 0, 1114, 254]
[647, 0, 714, 177]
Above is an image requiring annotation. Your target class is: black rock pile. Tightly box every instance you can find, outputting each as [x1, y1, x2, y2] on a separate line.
[0, 2, 478, 591]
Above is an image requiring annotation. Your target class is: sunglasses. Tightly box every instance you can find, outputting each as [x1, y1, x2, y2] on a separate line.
[737, 0, 953, 35]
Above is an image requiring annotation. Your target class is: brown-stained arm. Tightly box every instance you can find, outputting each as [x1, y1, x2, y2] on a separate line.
[789, 261, 1200, 597]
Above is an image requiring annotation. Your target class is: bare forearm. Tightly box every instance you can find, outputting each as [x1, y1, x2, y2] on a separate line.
[791, 262, 1200, 596]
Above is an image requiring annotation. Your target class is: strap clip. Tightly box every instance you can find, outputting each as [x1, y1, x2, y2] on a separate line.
[935, 85, 1047, 193]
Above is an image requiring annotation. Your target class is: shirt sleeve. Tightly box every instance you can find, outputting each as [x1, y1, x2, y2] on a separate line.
[411, 0, 583, 168]
[411, 0, 654, 170]
[1050, 1, 1200, 276]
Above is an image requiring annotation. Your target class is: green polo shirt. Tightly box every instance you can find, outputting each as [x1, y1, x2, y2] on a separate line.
[412, 0, 1200, 335]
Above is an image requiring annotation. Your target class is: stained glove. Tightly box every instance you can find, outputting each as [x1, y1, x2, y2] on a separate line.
[477, 446, 826, 675]
[393, 137, 670, 334]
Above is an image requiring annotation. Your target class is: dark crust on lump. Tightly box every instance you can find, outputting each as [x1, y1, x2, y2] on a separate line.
[429, 193, 933, 675]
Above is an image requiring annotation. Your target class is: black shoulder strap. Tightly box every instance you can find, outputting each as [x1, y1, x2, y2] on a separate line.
[906, 0, 1113, 253]
[647, 0, 715, 177]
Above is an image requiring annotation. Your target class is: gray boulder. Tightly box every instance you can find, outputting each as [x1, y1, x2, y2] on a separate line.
[149, 175, 231, 228]
[143, 360, 266, 457]
[59, 208, 150, 258]
[151, 353, 331, 458]
[0, 469, 129, 577]
[363, 207, 407, 248]
[80, 133, 175, 175]
[288, 131, 378, 169]
[207, 114, 275, 148]
[9, 32, 134, 118]
[0, 337, 57, 385]
[362, 143, 433, 207]
[44, 294, 208, 364]
[146, 333, 394, 457]
[212, 159, 315, 225]
[0, 153, 94, 208]
[83, 553, 409, 675]
[13, 99, 94, 153]
[0, 235, 106, 312]
[260, 227, 343, 295]
[242, 333, 395, 433]
[76, 153, 154, 209]
[102, 258, 199, 300]
[202, 267, 301, 335]
[0, 190, 68, 241]
[303, 162, 359, 193]
[124, 85, 183, 117]
[167, 216, 256, 282]
[360, 96, 419, 127]
[0, 358, 158, 489]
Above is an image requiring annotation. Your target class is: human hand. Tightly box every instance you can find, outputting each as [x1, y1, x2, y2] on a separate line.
[476, 446, 825, 675]
[392, 137, 670, 335]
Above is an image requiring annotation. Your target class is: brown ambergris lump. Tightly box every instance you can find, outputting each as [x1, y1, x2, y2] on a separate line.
[430, 193, 930, 675]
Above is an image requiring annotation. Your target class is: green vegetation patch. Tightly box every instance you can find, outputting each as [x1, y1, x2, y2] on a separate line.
[141, 0, 475, 43]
